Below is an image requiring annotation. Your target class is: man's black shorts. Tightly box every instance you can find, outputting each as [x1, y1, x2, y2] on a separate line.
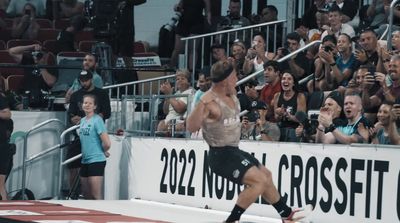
[0, 144, 13, 175]
[80, 161, 106, 177]
[208, 146, 260, 184]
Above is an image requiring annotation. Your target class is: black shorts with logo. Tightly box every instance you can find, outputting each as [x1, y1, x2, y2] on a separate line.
[208, 146, 260, 184]
[80, 161, 106, 177]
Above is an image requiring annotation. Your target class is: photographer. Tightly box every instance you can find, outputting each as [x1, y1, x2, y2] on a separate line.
[8, 44, 57, 108]
[11, 3, 40, 40]
[0, 90, 13, 200]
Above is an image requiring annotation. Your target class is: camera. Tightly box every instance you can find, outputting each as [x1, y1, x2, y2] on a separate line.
[281, 48, 290, 56]
[324, 45, 333, 52]
[31, 51, 44, 60]
[164, 11, 182, 31]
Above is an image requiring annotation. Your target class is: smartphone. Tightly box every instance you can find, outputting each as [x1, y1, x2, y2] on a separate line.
[354, 42, 363, 51]
[368, 66, 375, 77]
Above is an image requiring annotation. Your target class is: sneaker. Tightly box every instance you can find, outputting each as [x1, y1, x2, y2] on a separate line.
[282, 204, 313, 222]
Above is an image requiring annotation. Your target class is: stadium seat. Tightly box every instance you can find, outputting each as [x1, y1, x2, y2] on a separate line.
[6, 39, 41, 49]
[43, 40, 58, 55]
[53, 19, 70, 30]
[51, 51, 86, 92]
[0, 40, 5, 50]
[6, 74, 24, 92]
[0, 28, 12, 42]
[46, 52, 56, 65]
[0, 50, 24, 77]
[35, 18, 53, 29]
[78, 40, 97, 52]
[75, 30, 94, 42]
[37, 29, 60, 42]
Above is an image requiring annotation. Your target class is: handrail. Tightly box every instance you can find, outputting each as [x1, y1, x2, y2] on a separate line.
[57, 124, 80, 199]
[180, 20, 286, 41]
[387, 0, 400, 49]
[380, 24, 390, 40]
[236, 40, 321, 86]
[21, 118, 65, 200]
[102, 74, 176, 89]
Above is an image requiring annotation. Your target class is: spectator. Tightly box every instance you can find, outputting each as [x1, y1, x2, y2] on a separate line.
[191, 66, 211, 108]
[355, 28, 379, 67]
[8, 44, 57, 108]
[78, 94, 111, 200]
[55, 14, 87, 54]
[296, 10, 330, 45]
[216, 0, 250, 44]
[256, 5, 283, 51]
[370, 103, 394, 144]
[302, 0, 330, 30]
[388, 102, 400, 145]
[157, 69, 195, 134]
[238, 79, 259, 121]
[241, 100, 280, 141]
[275, 32, 311, 80]
[67, 70, 111, 194]
[242, 32, 274, 85]
[259, 60, 282, 121]
[334, 33, 357, 86]
[0, 90, 12, 200]
[11, 3, 40, 40]
[6, 0, 45, 17]
[320, 4, 355, 40]
[65, 53, 104, 103]
[317, 93, 370, 144]
[273, 72, 307, 142]
[331, 0, 358, 24]
[307, 34, 338, 92]
[230, 40, 246, 79]
[50, 0, 84, 20]
[168, 0, 211, 69]
[366, 0, 390, 29]
[211, 43, 227, 63]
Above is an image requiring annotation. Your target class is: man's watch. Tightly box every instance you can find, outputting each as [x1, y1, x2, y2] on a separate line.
[325, 123, 336, 133]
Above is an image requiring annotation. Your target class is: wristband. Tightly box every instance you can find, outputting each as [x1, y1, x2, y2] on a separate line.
[325, 123, 336, 133]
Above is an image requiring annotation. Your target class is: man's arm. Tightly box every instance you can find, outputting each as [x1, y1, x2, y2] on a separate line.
[99, 89, 111, 120]
[288, 58, 305, 79]
[187, 91, 213, 132]
[8, 44, 40, 63]
[331, 128, 364, 144]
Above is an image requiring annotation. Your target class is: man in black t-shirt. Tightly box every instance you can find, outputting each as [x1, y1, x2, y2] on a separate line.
[0, 92, 13, 200]
[55, 15, 86, 54]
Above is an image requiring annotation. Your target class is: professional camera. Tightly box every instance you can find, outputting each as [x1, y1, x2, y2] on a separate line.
[31, 51, 44, 60]
[164, 11, 182, 31]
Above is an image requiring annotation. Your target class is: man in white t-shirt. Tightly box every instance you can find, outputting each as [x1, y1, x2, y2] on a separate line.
[320, 4, 355, 41]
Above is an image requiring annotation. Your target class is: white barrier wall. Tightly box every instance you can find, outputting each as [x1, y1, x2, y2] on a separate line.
[125, 138, 400, 223]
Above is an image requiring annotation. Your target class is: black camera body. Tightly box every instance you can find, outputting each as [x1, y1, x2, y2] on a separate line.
[324, 45, 333, 52]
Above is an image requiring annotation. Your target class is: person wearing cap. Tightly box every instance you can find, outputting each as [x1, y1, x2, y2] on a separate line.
[211, 43, 228, 62]
[67, 69, 111, 196]
[65, 53, 104, 103]
[316, 92, 369, 144]
[187, 59, 313, 223]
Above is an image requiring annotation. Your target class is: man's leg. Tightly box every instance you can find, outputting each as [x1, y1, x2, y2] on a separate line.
[225, 166, 268, 222]
[0, 175, 7, 200]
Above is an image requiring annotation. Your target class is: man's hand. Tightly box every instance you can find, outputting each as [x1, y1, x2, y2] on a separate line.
[362, 72, 375, 90]
[374, 72, 387, 87]
[160, 81, 173, 95]
[355, 49, 368, 63]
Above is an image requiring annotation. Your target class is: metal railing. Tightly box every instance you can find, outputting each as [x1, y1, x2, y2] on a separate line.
[181, 20, 286, 82]
[21, 118, 65, 200]
[57, 124, 80, 199]
[387, 0, 400, 49]
[237, 40, 322, 86]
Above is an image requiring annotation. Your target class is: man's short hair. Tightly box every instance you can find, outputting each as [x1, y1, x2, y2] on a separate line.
[360, 27, 377, 37]
[85, 53, 98, 62]
[211, 60, 235, 83]
[286, 32, 301, 43]
[322, 34, 337, 45]
[263, 60, 280, 72]
[230, 0, 240, 3]
[329, 4, 342, 14]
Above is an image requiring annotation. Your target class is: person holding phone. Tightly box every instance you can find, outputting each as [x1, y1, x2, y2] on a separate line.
[355, 28, 379, 67]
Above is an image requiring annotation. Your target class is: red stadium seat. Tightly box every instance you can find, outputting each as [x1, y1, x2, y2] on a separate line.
[46, 52, 56, 65]
[0, 50, 24, 77]
[75, 30, 94, 42]
[6, 74, 24, 92]
[78, 40, 97, 52]
[35, 18, 53, 29]
[37, 29, 60, 42]
[53, 19, 70, 30]
[6, 39, 41, 49]
[0, 28, 12, 42]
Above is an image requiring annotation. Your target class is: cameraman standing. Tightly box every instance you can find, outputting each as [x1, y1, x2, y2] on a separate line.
[9, 44, 57, 108]
[11, 3, 40, 40]
[0, 90, 13, 200]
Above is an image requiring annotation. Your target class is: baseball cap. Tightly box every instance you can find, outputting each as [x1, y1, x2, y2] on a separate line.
[251, 100, 268, 110]
[79, 70, 93, 81]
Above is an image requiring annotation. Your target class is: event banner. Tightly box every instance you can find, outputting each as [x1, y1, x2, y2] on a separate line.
[130, 138, 400, 223]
